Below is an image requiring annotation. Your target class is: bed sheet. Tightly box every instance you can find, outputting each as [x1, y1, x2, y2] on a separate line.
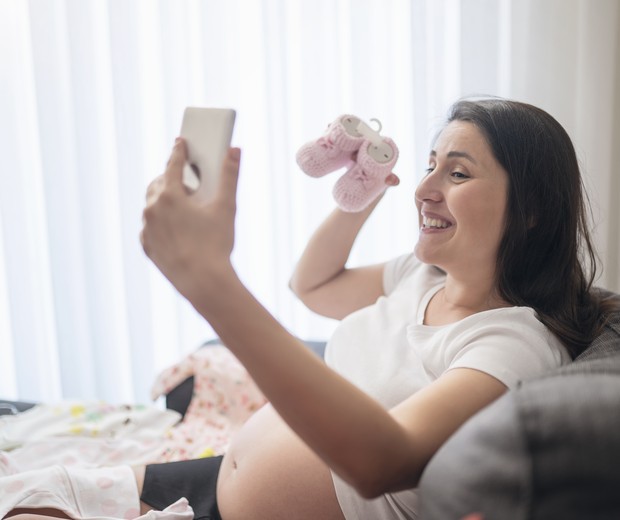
[0, 344, 266, 519]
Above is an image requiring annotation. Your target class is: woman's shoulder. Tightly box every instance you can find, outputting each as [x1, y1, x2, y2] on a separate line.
[383, 253, 445, 295]
[435, 307, 572, 388]
[463, 305, 555, 340]
[464, 305, 571, 360]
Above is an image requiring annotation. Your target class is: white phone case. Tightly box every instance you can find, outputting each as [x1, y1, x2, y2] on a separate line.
[180, 107, 236, 200]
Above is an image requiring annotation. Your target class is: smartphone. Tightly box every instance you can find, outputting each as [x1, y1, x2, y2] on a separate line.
[180, 107, 236, 200]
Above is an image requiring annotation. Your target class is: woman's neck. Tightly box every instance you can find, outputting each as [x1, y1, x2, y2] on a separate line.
[424, 273, 510, 327]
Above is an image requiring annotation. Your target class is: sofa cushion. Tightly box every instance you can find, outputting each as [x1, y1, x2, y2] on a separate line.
[539, 309, 620, 380]
[571, 307, 620, 361]
[418, 372, 620, 519]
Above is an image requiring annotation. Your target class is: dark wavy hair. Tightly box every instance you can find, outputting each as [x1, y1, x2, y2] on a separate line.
[447, 97, 614, 358]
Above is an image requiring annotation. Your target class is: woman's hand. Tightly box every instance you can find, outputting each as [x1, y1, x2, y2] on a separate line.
[384, 172, 400, 187]
[140, 138, 242, 301]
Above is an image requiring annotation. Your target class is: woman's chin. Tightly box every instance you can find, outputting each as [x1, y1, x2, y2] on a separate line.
[413, 246, 450, 274]
[414, 244, 438, 265]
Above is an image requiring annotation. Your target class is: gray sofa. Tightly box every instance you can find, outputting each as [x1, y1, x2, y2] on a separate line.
[418, 296, 620, 519]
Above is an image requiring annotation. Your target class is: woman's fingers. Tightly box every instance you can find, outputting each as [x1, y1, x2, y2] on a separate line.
[385, 173, 400, 186]
[146, 176, 165, 204]
[164, 138, 188, 188]
[216, 148, 242, 208]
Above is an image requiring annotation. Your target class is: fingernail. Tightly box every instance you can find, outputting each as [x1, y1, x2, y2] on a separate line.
[230, 148, 241, 161]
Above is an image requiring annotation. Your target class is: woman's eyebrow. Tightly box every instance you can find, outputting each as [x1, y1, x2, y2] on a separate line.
[429, 150, 478, 165]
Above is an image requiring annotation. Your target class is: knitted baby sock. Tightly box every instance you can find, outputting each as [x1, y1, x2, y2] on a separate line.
[296, 115, 365, 177]
[332, 136, 399, 212]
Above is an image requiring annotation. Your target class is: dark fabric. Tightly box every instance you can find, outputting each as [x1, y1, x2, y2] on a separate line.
[141, 456, 224, 520]
[165, 375, 195, 418]
[0, 400, 37, 415]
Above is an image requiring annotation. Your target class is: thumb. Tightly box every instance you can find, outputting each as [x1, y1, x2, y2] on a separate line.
[385, 173, 400, 186]
[216, 147, 241, 205]
[164, 137, 188, 186]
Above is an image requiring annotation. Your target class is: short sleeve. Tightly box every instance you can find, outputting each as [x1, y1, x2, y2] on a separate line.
[383, 253, 420, 295]
[445, 311, 570, 388]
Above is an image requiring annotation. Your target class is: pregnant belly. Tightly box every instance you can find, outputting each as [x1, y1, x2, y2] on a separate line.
[216, 404, 346, 520]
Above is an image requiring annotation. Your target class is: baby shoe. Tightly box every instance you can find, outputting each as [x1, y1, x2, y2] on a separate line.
[332, 136, 399, 212]
[296, 115, 366, 177]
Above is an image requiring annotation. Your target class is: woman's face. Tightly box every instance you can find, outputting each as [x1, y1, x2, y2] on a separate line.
[414, 121, 509, 282]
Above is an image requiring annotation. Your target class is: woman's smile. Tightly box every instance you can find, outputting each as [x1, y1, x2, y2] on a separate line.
[420, 213, 453, 231]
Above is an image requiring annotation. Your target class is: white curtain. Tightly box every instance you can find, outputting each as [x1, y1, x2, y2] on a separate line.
[1, 0, 618, 404]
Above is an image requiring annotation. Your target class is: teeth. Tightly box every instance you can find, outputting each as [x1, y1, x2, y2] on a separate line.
[423, 216, 450, 229]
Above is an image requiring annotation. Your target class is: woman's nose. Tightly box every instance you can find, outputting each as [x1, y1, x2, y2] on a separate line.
[415, 170, 443, 204]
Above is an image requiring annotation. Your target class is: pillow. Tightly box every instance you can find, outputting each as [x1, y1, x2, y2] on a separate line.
[418, 371, 620, 519]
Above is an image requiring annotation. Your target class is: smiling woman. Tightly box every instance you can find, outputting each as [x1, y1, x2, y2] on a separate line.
[2, 96, 619, 520]
[131, 97, 610, 520]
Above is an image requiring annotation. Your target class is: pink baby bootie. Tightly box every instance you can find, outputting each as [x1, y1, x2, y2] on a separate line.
[332, 136, 399, 212]
[296, 115, 365, 177]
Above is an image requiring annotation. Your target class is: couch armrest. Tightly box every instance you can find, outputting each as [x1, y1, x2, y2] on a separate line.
[0, 400, 37, 416]
[419, 371, 620, 519]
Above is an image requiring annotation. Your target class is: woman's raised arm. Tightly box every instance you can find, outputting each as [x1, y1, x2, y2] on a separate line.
[289, 203, 387, 320]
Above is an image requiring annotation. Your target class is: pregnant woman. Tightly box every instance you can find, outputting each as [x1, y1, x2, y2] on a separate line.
[5, 98, 615, 520]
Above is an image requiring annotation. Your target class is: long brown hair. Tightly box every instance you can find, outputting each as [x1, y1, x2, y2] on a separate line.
[447, 97, 615, 358]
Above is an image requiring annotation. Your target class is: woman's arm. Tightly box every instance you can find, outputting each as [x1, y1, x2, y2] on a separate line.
[289, 206, 386, 320]
[289, 187, 398, 321]
[141, 141, 506, 497]
[193, 271, 506, 496]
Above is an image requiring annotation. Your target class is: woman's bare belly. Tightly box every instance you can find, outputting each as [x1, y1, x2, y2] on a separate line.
[216, 403, 346, 520]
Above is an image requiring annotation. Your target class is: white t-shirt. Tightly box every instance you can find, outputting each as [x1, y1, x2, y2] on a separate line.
[324, 253, 571, 520]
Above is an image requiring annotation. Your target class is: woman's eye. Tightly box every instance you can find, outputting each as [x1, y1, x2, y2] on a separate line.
[451, 171, 469, 179]
[424, 167, 435, 175]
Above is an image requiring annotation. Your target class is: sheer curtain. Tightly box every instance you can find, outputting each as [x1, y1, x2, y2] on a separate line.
[1, 0, 618, 404]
